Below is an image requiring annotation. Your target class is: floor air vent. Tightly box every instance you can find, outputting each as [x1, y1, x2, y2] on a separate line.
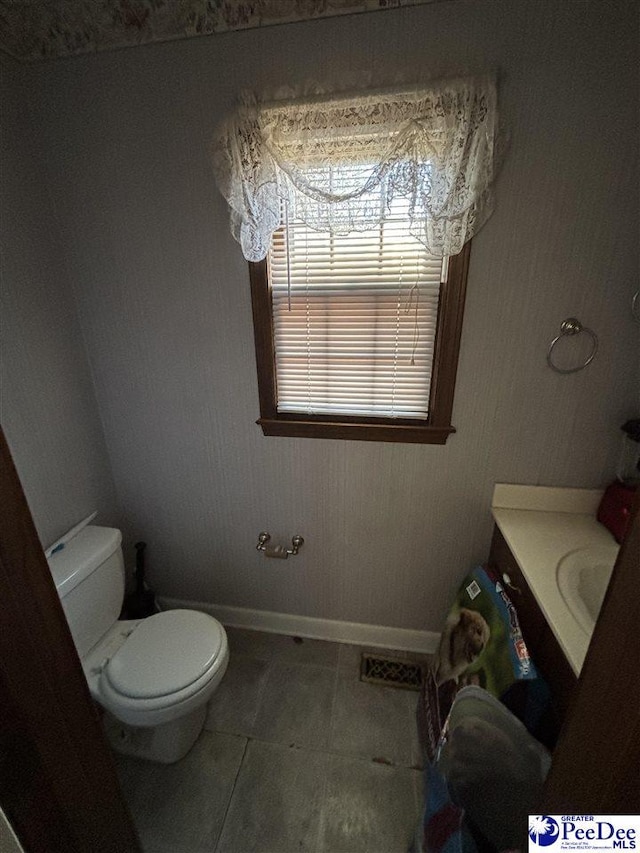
[360, 654, 427, 690]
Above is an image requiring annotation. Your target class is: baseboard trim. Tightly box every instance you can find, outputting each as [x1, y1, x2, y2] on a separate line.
[159, 597, 439, 655]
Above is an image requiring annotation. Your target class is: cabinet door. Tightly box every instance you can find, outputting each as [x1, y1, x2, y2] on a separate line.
[487, 526, 548, 643]
[487, 526, 577, 724]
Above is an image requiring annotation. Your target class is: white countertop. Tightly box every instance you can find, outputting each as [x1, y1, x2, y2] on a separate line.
[491, 484, 619, 676]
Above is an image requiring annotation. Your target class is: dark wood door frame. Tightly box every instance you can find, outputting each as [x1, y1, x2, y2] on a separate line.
[0, 427, 140, 852]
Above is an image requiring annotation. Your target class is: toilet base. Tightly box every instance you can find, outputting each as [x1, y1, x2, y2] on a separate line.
[103, 704, 207, 764]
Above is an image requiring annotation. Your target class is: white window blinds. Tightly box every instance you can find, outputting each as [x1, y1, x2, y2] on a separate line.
[269, 198, 448, 420]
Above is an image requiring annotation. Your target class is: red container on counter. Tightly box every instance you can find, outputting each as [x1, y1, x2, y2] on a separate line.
[597, 481, 637, 544]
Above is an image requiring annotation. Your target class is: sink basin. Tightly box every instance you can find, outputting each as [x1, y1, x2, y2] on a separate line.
[557, 544, 619, 635]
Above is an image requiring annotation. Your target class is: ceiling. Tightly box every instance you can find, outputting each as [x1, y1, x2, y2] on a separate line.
[0, 0, 438, 63]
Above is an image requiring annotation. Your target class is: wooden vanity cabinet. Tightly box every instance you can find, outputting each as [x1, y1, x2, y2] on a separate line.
[487, 526, 578, 739]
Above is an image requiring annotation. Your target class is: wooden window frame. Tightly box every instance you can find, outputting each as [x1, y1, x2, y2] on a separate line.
[249, 240, 471, 444]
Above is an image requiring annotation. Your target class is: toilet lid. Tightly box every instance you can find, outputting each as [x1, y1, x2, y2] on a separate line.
[104, 610, 224, 700]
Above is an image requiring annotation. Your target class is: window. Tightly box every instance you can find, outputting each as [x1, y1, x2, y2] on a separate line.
[212, 76, 498, 442]
[249, 204, 470, 444]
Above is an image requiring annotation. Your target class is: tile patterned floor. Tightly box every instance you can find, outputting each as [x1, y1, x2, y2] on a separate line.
[115, 628, 429, 853]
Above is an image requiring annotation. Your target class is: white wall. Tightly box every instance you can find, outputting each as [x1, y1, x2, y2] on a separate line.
[17, 0, 639, 630]
[0, 56, 122, 548]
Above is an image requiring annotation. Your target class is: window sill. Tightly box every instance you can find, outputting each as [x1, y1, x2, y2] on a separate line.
[257, 417, 456, 444]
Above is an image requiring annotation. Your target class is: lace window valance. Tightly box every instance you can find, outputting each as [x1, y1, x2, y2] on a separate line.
[212, 75, 499, 261]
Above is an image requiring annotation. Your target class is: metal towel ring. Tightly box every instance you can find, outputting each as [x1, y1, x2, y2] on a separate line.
[547, 318, 598, 374]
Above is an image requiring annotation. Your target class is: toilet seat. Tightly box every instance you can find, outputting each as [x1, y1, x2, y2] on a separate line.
[97, 610, 229, 728]
[105, 609, 224, 699]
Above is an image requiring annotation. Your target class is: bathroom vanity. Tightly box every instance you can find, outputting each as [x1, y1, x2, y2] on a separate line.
[488, 484, 620, 736]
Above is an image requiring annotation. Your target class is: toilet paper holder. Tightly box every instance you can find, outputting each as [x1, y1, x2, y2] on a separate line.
[256, 532, 304, 559]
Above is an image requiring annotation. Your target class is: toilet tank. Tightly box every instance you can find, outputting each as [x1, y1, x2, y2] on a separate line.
[48, 525, 125, 659]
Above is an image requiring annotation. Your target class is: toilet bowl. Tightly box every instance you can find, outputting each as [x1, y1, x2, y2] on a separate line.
[48, 525, 229, 763]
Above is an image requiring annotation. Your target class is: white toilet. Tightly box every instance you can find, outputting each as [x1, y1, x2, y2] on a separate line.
[48, 524, 229, 763]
